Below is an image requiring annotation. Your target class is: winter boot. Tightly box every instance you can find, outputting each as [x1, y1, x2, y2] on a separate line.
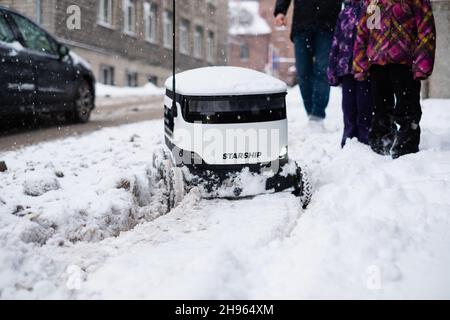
[369, 120, 396, 156]
[391, 122, 421, 159]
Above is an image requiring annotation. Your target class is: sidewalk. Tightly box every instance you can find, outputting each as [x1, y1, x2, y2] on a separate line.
[0, 95, 164, 152]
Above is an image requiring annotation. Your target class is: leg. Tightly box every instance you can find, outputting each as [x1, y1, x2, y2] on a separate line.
[341, 75, 358, 147]
[389, 64, 422, 158]
[369, 65, 396, 155]
[311, 30, 333, 119]
[293, 32, 314, 116]
[355, 78, 374, 145]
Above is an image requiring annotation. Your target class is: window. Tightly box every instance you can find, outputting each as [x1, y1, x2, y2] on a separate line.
[98, 0, 113, 26]
[9, 13, 57, 55]
[179, 19, 190, 55]
[206, 31, 215, 63]
[0, 14, 14, 43]
[184, 94, 286, 124]
[240, 43, 249, 61]
[144, 2, 157, 43]
[148, 75, 158, 85]
[207, 0, 216, 15]
[163, 10, 173, 48]
[100, 65, 115, 85]
[123, 0, 136, 34]
[126, 70, 138, 87]
[193, 26, 204, 59]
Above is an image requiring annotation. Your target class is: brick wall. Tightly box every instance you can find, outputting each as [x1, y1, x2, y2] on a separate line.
[0, 0, 56, 32]
[259, 0, 295, 85]
[227, 0, 295, 85]
[0, 0, 36, 20]
[229, 34, 271, 72]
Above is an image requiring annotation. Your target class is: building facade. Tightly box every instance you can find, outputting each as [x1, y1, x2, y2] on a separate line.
[228, 1, 271, 74]
[259, 0, 295, 85]
[426, 0, 450, 99]
[228, 0, 295, 85]
[0, 0, 229, 87]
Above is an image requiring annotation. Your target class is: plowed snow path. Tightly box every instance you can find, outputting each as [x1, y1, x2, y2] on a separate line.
[66, 192, 302, 299]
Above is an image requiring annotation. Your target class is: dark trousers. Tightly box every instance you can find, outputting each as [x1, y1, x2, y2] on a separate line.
[369, 64, 422, 158]
[341, 75, 373, 147]
[293, 31, 334, 119]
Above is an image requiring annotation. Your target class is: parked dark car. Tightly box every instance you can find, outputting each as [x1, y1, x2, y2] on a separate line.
[0, 6, 95, 123]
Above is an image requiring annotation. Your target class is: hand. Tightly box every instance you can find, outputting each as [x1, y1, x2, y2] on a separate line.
[274, 14, 287, 27]
[414, 71, 428, 81]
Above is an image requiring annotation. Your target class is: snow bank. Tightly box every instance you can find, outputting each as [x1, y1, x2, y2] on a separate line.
[96, 83, 165, 98]
[0, 123, 171, 247]
[23, 172, 61, 197]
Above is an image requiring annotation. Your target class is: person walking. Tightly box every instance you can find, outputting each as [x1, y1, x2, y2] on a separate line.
[353, 0, 436, 158]
[274, 0, 342, 123]
[328, 0, 373, 147]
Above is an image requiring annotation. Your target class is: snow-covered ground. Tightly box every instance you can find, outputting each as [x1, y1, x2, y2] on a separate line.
[96, 83, 165, 98]
[0, 87, 449, 299]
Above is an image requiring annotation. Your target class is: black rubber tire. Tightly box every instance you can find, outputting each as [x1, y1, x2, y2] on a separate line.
[296, 166, 313, 209]
[70, 81, 94, 123]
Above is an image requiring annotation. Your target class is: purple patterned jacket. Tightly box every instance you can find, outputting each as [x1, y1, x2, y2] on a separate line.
[328, 0, 363, 86]
[353, 0, 436, 81]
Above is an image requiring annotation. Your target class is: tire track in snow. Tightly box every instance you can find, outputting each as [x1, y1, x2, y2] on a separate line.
[64, 191, 304, 299]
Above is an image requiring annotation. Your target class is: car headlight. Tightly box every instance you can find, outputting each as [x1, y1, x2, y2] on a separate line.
[279, 146, 288, 159]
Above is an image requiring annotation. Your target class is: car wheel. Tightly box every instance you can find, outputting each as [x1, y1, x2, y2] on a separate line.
[70, 81, 93, 123]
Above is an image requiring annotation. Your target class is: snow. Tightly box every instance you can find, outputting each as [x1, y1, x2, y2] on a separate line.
[0, 86, 450, 299]
[0, 41, 24, 56]
[22, 173, 61, 197]
[229, 1, 272, 36]
[96, 83, 165, 98]
[165, 67, 287, 96]
[69, 51, 92, 70]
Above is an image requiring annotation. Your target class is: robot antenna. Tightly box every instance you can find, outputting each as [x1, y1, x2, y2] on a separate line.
[172, 0, 176, 111]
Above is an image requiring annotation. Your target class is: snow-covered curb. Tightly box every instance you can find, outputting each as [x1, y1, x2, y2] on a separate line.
[96, 83, 165, 98]
[0, 122, 169, 246]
